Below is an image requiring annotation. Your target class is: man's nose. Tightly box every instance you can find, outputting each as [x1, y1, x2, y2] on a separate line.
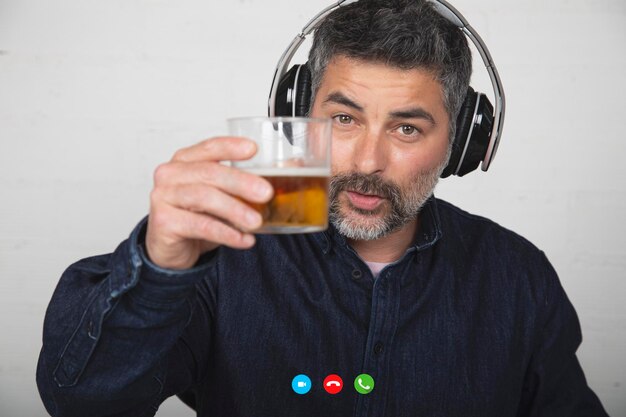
[352, 128, 387, 175]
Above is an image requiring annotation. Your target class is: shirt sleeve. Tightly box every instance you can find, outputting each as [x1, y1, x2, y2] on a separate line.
[516, 253, 609, 417]
[36, 217, 217, 417]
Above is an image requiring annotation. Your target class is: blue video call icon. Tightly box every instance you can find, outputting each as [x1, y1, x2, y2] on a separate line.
[291, 374, 312, 395]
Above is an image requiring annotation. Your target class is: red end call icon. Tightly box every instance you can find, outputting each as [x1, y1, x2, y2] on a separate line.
[323, 374, 343, 394]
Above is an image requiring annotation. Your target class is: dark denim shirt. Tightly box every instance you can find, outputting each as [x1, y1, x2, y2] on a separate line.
[36, 198, 608, 417]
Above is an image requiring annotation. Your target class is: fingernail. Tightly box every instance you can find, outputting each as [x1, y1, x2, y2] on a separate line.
[242, 234, 255, 246]
[246, 210, 261, 228]
[244, 141, 256, 154]
[257, 183, 272, 199]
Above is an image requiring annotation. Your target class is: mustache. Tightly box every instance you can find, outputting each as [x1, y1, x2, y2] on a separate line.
[329, 172, 401, 203]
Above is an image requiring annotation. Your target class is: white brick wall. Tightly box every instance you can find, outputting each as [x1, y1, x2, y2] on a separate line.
[1, 0, 624, 415]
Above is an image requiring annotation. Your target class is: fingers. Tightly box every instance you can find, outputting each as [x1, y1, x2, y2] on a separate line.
[151, 204, 257, 250]
[155, 183, 264, 232]
[146, 136, 270, 265]
[171, 136, 257, 163]
[153, 161, 273, 204]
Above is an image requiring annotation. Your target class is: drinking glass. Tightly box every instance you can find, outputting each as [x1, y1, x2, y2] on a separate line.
[228, 116, 332, 233]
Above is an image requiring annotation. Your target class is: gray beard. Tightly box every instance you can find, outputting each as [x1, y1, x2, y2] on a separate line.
[328, 165, 443, 241]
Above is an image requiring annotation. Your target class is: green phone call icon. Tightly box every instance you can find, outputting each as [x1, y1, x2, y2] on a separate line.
[354, 373, 374, 394]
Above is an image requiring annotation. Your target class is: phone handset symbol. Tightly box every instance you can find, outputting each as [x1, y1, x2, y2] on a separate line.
[354, 373, 374, 394]
[323, 374, 344, 394]
[357, 378, 370, 390]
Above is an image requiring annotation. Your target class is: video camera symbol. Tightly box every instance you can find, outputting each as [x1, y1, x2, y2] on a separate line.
[291, 374, 312, 394]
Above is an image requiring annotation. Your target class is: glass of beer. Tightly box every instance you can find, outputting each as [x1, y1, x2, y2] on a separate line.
[228, 116, 332, 234]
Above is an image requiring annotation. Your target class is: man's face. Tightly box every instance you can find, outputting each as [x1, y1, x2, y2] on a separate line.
[309, 56, 451, 240]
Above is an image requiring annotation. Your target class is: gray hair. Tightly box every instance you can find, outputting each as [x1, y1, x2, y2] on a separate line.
[308, 0, 472, 142]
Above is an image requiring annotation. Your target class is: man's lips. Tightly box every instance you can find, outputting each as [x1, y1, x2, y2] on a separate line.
[346, 190, 385, 211]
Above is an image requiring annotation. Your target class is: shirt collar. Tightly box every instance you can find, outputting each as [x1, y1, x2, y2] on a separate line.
[411, 196, 443, 251]
[312, 196, 443, 254]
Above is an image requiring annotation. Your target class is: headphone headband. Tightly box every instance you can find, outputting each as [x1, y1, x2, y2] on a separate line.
[268, 0, 505, 173]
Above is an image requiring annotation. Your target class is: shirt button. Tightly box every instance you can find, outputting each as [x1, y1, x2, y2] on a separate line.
[374, 342, 384, 355]
[351, 269, 362, 280]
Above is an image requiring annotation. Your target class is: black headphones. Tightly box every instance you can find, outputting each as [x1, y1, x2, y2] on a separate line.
[268, 0, 505, 178]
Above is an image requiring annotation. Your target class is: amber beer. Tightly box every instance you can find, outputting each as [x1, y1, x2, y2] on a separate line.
[228, 116, 332, 233]
[245, 167, 330, 233]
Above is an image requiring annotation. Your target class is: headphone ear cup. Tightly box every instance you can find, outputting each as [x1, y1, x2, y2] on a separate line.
[294, 63, 312, 116]
[457, 92, 494, 177]
[441, 88, 494, 177]
[441, 88, 477, 178]
[272, 63, 313, 117]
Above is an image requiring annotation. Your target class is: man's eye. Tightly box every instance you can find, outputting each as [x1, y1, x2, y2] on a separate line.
[334, 115, 353, 125]
[400, 125, 418, 135]
[391, 124, 423, 141]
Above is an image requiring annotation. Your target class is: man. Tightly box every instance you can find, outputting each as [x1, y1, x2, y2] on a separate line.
[36, 0, 608, 416]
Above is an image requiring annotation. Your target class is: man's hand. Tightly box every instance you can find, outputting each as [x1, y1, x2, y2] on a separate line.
[145, 137, 273, 270]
